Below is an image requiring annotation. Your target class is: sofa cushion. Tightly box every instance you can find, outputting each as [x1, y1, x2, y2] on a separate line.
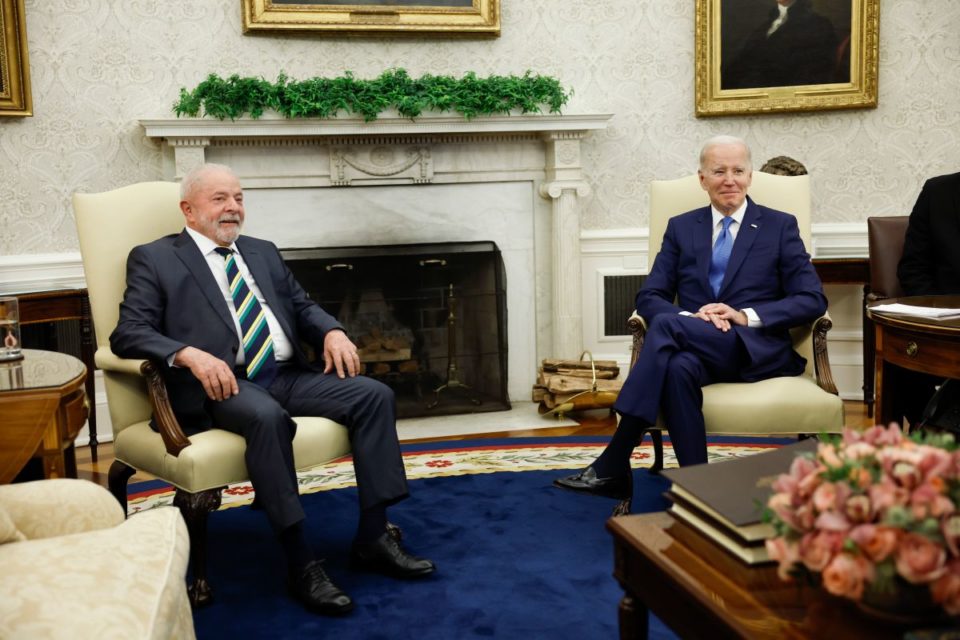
[0, 505, 24, 545]
[0, 506, 194, 640]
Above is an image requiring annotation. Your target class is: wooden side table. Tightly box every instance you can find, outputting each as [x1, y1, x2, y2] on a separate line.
[0, 349, 88, 483]
[867, 295, 960, 426]
[12, 288, 98, 460]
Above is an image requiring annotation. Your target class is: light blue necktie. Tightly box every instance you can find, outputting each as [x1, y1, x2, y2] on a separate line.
[708, 216, 735, 298]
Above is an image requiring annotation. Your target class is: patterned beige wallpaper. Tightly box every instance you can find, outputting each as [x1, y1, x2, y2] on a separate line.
[0, 0, 958, 256]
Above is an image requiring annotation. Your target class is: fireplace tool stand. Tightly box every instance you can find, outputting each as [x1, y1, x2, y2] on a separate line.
[427, 284, 481, 409]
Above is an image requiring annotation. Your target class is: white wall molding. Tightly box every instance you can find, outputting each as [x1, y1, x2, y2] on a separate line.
[0, 253, 86, 294]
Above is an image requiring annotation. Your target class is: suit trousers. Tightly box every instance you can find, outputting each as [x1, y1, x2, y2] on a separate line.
[207, 366, 408, 533]
[614, 314, 746, 466]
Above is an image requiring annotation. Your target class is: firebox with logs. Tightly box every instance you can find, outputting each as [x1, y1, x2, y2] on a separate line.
[281, 241, 509, 418]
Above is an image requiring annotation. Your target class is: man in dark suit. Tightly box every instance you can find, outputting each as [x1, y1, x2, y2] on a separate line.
[723, 0, 842, 90]
[555, 136, 827, 500]
[110, 163, 434, 616]
[894, 171, 960, 424]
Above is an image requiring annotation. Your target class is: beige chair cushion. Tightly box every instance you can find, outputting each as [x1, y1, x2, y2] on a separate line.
[696, 376, 844, 435]
[114, 417, 351, 493]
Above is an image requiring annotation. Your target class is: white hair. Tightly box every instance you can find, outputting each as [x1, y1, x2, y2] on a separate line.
[699, 135, 752, 170]
[179, 163, 237, 200]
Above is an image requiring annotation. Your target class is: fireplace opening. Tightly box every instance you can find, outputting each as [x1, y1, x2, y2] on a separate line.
[281, 241, 510, 418]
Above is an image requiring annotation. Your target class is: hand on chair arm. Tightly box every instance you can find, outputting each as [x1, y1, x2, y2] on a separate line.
[173, 346, 238, 401]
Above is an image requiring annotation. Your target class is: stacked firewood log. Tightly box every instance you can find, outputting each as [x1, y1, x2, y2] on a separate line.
[532, 356, 622, 414]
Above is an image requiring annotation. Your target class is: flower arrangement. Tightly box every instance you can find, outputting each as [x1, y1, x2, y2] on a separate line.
[765, 424, 960, 618]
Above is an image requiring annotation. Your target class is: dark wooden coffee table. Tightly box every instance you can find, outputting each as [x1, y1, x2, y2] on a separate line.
[607, 512, 940, 639]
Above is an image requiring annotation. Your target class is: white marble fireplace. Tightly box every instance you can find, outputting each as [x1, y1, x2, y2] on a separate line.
[141, 112, 611, 402]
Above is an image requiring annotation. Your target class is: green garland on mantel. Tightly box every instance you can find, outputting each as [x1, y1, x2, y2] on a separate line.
[173, 69, 572, 122]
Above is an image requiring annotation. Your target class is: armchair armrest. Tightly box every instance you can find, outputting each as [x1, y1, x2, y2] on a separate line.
[812, 312, 839, 395]
[95, 347, 193, 457]
[627, 311, 647, 369]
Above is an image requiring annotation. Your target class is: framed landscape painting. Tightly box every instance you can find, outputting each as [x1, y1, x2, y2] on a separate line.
[695, 0, 879, 117]
[242, 0, 500, 37]
[0, 0, 31, 117]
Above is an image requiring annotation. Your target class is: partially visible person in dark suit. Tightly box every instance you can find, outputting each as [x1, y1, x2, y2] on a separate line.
[894, 171, 960, 425]
[110, 163, 434, 617]
[723, 0, 842, 90]
[554, 135, 827, 502]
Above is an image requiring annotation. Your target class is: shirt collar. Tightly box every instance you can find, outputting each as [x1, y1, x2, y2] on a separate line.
[711, 199, 748, 228]
[185, 226, 238, 256]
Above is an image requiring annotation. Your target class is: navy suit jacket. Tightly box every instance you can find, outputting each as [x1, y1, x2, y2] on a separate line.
[898, 171, 960, 296]
[637, 196, 827, 381]
[110, 230, 343, 430]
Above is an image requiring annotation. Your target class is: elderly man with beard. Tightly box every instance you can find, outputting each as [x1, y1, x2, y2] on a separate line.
[110, 163, 434, 616]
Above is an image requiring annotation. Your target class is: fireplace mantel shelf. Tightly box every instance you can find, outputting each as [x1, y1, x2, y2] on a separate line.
[140, 112, 613, 140]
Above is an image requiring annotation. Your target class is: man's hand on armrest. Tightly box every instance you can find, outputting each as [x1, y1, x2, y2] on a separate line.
[173, 346, 238, 401]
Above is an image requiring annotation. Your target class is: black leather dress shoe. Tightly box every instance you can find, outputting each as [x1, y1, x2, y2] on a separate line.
[288, 560, 354, 616]
[553, 466, 632, 500]
[351, 532, 436, 579]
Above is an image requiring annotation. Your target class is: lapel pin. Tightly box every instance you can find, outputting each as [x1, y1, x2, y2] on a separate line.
[750, 223, 758, 228]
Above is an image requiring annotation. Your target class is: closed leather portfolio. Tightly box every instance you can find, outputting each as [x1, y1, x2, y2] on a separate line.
[662, 438, 818, 541]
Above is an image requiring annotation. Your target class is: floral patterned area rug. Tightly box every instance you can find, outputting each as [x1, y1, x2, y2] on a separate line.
[126, 435, 793, 515]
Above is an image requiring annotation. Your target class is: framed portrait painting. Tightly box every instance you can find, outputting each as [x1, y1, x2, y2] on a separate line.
[242, 0, 500, 37]
[0, 0, 31, 117]
[695, 0, 879, 117]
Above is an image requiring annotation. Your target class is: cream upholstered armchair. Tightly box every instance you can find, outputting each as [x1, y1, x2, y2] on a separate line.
[628, 172, 844, 470]
[0, 478, 194, 639]
[73, 182, 351, 607]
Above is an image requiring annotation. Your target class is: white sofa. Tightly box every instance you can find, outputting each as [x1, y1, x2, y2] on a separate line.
[0, 478, 195, 639]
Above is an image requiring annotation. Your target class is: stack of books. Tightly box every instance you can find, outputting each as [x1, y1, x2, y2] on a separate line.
[662, 439, 818, 565]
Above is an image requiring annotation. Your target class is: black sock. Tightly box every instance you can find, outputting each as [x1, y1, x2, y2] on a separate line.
[279, 521, 314, 573]
[355, 503, 387, 544]
[591, 414, 647, 477]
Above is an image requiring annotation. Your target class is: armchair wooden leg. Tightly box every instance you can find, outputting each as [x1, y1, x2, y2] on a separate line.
[649, 430, 664, 474]
[174, 487, 223, 608]
[107, 460, 136, 513]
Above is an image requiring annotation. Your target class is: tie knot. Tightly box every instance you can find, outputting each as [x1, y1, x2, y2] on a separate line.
[214, 247, 233, 259]
[720, 216, 735, 231]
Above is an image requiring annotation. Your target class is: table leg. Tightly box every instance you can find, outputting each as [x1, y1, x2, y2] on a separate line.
[79, 294, 98, 461]
[618, 594, 648, 640]
[862, 285, 875, 418]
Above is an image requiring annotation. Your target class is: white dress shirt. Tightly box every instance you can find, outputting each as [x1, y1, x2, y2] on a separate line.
[183, 227, 294, 364]
[709, 201, 761, 327]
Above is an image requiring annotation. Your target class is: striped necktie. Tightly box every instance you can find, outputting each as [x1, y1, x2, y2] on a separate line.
[214, 247, 278, 387]
[708, 216, 735, 298]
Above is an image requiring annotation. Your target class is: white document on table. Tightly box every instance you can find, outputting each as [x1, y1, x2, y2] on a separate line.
[871, 303, 960, 318]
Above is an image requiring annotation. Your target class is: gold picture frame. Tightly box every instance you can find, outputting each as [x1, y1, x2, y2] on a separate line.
[242, 0, 500, 37]
[695, 0, 879, 117]
[0, 0, 31, 117]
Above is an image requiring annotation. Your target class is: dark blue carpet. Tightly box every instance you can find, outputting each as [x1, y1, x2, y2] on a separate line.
[189, 462, 678, 639]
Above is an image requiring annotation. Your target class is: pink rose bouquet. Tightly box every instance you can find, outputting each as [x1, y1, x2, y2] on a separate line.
[765, 424, 960, 617]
